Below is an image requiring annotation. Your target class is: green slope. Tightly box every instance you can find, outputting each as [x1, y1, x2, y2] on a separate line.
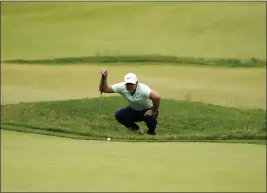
[1, 97, 266, 143]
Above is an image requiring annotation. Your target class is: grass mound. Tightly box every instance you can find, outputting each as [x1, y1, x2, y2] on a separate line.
[1, 96, 266, 143]
[3, 55, 266, 67]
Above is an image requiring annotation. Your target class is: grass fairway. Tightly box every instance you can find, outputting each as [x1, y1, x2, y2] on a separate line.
[2, 64, 266, 109]
[1, 130, 266, 192]
[1, 2, 266, 60]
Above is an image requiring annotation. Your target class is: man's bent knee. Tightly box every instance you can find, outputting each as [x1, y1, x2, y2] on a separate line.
[144, 114, 157, 121]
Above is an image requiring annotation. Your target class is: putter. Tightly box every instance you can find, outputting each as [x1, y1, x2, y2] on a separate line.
[96, 92, 103, 129]
[97, 75, 104, 129]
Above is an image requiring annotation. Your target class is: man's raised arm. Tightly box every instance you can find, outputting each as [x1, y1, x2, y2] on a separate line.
[99, 69, 114, 93]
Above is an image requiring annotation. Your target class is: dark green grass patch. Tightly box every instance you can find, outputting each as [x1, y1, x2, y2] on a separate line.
[3, 55, 266, 68]
[1, 97, 266, 143]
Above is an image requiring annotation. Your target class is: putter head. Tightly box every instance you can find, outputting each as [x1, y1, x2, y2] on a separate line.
[138, 128, 144, 135]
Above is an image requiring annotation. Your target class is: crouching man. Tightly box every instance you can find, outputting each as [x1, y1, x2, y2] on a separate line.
[99, 68, 161, 135]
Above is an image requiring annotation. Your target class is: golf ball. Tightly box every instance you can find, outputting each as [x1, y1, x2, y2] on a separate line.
[107, 138, 111, 141]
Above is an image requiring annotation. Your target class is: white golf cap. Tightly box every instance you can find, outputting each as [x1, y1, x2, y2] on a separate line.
[124, 73, 138, 84]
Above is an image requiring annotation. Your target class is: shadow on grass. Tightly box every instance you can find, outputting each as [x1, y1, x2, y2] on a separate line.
[1, 122, 266, 145]
[1, 122, 90, 137]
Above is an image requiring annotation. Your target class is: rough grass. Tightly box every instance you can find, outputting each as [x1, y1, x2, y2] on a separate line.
[3, 55, 266, 67]
[1, 2, 266, 60]
[1, 96, 266, 143]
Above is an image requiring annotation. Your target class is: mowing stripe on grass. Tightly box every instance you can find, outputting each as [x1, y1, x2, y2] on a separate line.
[2, 64, 266, 109]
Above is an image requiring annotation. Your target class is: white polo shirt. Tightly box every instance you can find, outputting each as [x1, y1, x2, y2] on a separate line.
[112, 82, 153, 111]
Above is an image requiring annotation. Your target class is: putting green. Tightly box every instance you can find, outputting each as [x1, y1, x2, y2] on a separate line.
[1, 130, 265, 192]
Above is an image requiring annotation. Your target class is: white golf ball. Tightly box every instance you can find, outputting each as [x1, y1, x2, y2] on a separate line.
[107, 138, 111, 141]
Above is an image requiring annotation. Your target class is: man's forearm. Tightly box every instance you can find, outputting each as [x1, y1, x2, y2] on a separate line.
[152, 98, 160, 113]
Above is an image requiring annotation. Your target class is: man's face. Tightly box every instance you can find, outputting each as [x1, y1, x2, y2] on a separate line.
[125, 83, 137, 92]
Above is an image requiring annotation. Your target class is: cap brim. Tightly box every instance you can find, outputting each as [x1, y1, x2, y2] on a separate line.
[124, 79, 137, 84]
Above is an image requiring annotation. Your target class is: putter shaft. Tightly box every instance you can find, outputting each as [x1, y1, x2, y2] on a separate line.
[97, 75, 105, 129]
[96, 92, 102, 129]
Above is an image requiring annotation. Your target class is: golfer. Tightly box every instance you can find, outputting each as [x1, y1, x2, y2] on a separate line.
[99, 69, 161, 135]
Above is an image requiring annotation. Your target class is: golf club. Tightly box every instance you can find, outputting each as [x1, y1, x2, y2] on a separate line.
[138, 127, 144, 134]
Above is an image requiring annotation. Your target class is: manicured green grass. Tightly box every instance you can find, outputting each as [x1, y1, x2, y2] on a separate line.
[1, 2, 266, 60]
[1, 130, 266, 192]
[1, 96, 266, 142]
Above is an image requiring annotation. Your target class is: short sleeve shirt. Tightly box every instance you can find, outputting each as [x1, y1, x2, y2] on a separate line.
[112, 82, 153, 111]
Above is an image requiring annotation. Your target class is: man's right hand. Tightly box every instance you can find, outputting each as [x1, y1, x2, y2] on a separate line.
[99, 68, 113, 93]
[100, 69, 108, 77]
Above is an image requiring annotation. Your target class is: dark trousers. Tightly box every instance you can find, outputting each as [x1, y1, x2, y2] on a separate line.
[115, 106, 159, 131]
